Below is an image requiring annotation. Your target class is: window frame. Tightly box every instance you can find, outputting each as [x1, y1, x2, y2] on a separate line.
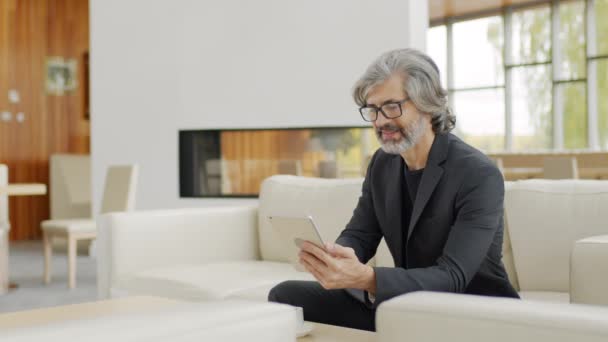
[431, 0, 608, 151]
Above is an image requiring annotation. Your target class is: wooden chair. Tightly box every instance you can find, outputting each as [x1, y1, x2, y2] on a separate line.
[318, 160, 338, 178]
[542, 157, 579, 179]
[277, 160, 302, 176]
[41, 165, 138, 289]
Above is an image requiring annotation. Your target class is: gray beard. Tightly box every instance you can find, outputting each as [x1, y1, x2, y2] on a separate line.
[377, 116, 427, 155]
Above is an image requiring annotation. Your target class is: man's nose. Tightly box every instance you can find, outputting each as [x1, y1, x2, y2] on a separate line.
[375, 111, 390, 127]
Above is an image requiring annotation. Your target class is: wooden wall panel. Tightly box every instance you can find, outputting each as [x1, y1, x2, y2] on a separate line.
[220, 130, 316, 194]
[0, 0, 90, 240]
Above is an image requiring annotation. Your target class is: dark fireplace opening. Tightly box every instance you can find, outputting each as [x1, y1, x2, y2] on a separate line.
[179, 127, 378, 197]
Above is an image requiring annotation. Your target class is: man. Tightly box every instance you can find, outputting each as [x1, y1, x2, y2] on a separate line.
[268, 48, 519, 331]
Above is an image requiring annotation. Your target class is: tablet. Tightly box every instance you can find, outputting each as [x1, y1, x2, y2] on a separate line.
[268, 215, 326, 271]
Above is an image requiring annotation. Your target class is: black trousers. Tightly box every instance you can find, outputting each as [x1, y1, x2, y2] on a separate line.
[268, 280, 376, 331]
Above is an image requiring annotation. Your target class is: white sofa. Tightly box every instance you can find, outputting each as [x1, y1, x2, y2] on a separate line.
[98, 177, 608, 307]
[2, 300, 297, 341]
[98, 175, 394, 300]
[376, 291, 608, 342]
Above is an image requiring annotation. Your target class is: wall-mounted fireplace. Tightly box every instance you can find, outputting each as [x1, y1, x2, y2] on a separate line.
[179, 127, 379, 197]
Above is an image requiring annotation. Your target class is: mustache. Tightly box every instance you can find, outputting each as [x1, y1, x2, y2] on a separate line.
[376, 124, 403, 134]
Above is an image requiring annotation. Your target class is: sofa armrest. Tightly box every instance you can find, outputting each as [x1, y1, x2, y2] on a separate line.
[97, 206, 259, 299]
[376, 291, 608, 342]
[571, 234, 608, 306]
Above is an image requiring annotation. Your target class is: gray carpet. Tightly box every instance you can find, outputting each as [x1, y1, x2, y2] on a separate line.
[0, 241, 97, 313]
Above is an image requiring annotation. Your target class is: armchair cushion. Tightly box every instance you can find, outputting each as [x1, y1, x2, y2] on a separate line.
[519, 291, 570, 303]
[505, 180, 608, 292]
[571, 234, 608, 306]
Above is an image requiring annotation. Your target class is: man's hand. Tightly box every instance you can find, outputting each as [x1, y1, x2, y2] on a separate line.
[298, 241, 376, 294]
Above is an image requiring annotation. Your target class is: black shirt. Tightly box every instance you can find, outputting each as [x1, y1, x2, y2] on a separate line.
[401, 163, 424, 267]
[404, 166, 424, 204]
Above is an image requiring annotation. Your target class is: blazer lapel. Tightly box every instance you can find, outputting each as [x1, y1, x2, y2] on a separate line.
[406, 134, 449, 243]
[385, 155, 404, 266]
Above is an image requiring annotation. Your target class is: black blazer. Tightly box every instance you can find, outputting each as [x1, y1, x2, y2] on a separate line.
[336, 133, 519, 308]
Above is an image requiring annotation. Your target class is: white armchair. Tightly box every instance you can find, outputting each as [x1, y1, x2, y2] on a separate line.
[376, 291, 608, 342]
[375, 180, 608, 341]
[504, 180, 608, 305]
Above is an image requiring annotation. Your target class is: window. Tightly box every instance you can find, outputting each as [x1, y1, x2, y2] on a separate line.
[596, 0, 608, 55]
[453, 89, 505, 151]
[429, 0, 607, 151]
[561, 82, 587, 149]
[510, 6, 551, 65]
[452, 16, 505, 150]
[596, 0, 608, 149]
[509, 5, 553, 150]
[558, 0, 586, 79]
[427, 25, 447, 88]
[453, 17, 504, 88]
[511, 65, 552, 150]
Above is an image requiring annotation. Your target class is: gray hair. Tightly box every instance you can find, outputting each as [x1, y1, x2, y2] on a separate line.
[352, 48, 455, 134]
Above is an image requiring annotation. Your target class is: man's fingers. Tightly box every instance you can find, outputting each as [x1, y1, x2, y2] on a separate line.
[299, 251, 329, 277]
[300, 258, 328, 286]
[301, 241, 333, 265]
[327, 243, 356, 259]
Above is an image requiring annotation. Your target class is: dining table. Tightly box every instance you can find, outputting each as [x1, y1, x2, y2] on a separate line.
[0, 183, 47, 295]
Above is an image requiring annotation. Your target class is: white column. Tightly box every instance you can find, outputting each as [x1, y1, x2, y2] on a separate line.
[552, 0, 564, 150]
[403, 0, 429, 52]
[504, 8, 514, 151]
[587, 0, 600, 150]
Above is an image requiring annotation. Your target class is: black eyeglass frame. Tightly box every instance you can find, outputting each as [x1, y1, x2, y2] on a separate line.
[358, 98, 411, 122]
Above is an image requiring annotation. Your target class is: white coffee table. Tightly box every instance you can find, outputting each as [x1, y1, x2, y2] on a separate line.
[0, 296, 376, 341]
[299, 322, 375, 341]
[0, 296, 179, 329]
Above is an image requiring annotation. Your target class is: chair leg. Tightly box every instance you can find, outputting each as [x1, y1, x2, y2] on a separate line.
[67, 235, 77, 289]
[43, 231, 52, 284]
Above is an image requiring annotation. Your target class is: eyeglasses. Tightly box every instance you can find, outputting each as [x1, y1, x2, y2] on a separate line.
[359, 98, 410, 122]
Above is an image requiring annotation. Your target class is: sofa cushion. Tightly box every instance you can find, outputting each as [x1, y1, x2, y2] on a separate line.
[257, 176, 364, 263]
[505, 180, 608, 292]
[114, 261, 314, 301]
[258, 175, 394, 266]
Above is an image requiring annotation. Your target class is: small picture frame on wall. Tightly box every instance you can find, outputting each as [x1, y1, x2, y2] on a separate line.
[83, 51, 90, 120]
[46, 57, 78, 95]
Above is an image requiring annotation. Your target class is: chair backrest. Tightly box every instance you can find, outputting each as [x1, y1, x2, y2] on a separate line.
[50, 154, 92, 219]
[504, 180, 608, 292]
[100, 165, 138, 215]
[542, 156, 578, 179]
[277, 160, 302, 176]
[0, 164, 8, 227]
[318, 160, 338, 178]
[257, 175, 393, 266]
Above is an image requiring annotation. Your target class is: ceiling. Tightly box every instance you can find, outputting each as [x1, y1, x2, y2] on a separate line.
[429, 0, 549, 23]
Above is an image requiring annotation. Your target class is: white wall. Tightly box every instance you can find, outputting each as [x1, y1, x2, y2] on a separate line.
[90, 0, 428, 213]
